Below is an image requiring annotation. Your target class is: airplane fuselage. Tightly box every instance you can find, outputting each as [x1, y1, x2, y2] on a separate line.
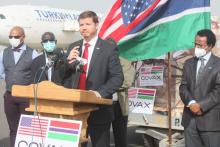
[0, 5, 83, 50]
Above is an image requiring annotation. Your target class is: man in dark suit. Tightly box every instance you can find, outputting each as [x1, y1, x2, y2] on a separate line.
[106, 38, 135, 147]
[67, 11, 124, 147]
[31, 32, 67, 85]
[179, 29, 220, 147]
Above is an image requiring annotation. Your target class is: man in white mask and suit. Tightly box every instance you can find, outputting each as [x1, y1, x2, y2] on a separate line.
[180, 29, 220, 147]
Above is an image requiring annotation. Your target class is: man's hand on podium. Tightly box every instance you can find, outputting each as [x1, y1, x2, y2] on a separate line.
[90, 90, 101, 98]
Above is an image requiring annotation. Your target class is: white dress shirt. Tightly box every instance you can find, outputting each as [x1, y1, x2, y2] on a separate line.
[44, 52, 53, 81]
[81, 36, 98, 76]
[196, 51, 211, 76]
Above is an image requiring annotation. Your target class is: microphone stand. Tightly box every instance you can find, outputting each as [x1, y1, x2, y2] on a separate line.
[31, 64, 49, 147]
[31, 51, 59, 146]
[33, 61, 54, 115]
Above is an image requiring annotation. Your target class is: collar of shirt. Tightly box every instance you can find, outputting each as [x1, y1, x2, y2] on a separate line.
[196, 51, 212, 75]
[11, 43, 27, 52]
[82, 36, 98, 50]
[12, 44, 27, 64]
[200, 51, 211, 65]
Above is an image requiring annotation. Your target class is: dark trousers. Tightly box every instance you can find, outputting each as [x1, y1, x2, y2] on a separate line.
[112, 101, 128, 147]
[88, 122, 111, 147]
[4, 92, 30, 147]
[184, 118, 220, 147]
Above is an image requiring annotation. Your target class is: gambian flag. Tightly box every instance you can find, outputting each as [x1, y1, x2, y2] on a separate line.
[137, 89, 156, 100]
[140, 66, 163, 74]
[150, 66, 163, 74]
[99, 0, 210, 61]
[48, 120, 81, 142]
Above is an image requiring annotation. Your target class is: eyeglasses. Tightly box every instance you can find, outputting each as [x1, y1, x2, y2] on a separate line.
[9, 36, 21, 39]
[42, 39, 56, 43]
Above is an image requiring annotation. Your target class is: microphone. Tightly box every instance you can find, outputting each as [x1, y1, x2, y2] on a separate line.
[52, 48, 66, 67]
[53, 48, 65, 59]
[44, 59, 55, 70]
[42, 48, 66, 70]
[67, 42, 87, 73]
[75, 56, 87, 73]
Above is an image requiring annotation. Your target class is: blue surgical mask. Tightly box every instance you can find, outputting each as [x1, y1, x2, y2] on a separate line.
[43, 41, 56, 52]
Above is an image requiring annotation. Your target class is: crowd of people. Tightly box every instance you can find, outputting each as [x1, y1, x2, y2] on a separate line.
[0, 9, 219, 147]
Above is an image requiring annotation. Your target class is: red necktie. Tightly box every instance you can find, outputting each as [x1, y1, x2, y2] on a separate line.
[79, 43, 90, 90]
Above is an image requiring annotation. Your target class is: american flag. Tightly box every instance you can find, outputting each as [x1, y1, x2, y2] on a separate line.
[99, 0, 161, 42]
[18, 116, 49, 137]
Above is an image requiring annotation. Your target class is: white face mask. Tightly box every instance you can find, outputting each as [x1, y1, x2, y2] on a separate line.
[9, 38, 21, 48]
[194, 47, 207, 58]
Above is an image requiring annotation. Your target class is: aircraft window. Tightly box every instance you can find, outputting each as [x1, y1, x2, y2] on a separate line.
[0, 14, 6, 19]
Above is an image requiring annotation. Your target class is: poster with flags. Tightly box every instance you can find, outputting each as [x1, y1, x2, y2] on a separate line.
[128, 87, 156, 114]
[139, 65, 164, 86]
[99, 0, 211, 61]
[15, 115, 82, 147]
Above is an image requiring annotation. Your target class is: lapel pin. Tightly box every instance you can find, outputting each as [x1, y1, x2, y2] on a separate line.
[96, 47, 100, 50]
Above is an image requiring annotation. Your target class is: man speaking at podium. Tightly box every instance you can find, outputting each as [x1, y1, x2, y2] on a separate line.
[67, 11, 124, 147]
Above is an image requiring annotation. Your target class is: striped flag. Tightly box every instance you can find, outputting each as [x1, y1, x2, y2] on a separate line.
[18, 116, 49, 137]
[137, 89, 156, 100]
[128, 88, 138, 98]
[16, 115, 82, 147]
[48, 120, 81, 142]
[140, 66, 163, 74]
[99, 0, 210, 61]
[151, 66, 163, 74]
[99, 0, 161, 41]
[128, 87, 156, 114]
[128, 87, 156, 100]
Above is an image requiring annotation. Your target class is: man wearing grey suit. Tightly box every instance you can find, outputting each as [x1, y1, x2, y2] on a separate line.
[179, 29, 220, 147]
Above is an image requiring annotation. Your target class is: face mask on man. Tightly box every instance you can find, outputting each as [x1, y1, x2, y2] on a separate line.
[42, 41, 56, 52]
[194, 47, 207, 58]
[9, 38, 21, 48]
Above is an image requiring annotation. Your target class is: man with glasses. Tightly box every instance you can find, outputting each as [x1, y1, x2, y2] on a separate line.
[30, 32, 67, 84]
[0, 26, 39, 147]
[179, 29, 220, 147]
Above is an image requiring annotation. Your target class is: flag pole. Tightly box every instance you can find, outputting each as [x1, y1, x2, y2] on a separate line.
[167, 52, 172, 146]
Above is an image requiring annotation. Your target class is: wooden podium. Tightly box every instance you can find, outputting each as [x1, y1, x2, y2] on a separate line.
[12, 81, 112, 143]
